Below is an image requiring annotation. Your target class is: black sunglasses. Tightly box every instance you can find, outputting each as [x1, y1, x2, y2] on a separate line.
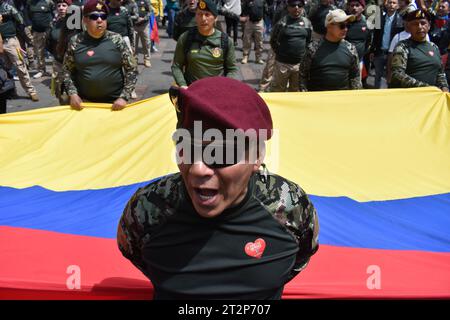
[333, 22, 348, 29]
[88, 13, 108, 21]
[177, 143, 249, 169]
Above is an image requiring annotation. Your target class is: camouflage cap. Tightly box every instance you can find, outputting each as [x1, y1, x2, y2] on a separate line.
[197, 0, 218, 16]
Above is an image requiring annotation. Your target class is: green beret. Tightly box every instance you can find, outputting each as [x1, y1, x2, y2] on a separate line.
[197, 0, 218, 16]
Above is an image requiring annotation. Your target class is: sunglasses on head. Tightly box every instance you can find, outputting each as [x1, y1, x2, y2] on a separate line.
[88, 13, 108, 21]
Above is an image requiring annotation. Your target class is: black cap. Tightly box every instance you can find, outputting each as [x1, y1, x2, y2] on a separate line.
[405, 9, 431, 22]
[287, 0, 305, 6]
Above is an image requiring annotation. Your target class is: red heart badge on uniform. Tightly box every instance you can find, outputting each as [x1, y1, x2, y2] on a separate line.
[362, 27, 366, 32]
[245, 238, 266, 259]
[429, 51, 434, 56]
[87, 50, 95, 57]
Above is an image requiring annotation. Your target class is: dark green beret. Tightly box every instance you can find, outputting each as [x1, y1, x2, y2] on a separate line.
[197, 0, 218, 16]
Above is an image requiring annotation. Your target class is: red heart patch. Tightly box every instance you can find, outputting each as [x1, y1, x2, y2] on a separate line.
[245, 238, 266, 259]
[87, 50, 95, 57]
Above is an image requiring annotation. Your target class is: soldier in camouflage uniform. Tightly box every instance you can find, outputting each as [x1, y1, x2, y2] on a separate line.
[0, 0, 39, 100]
[269, 0, 311, 92]
[27, 0, 55, 78]
[106, 0, 135, 51]
[117, 76, 319, 300]
[390, 9, 448, 91]
[300, 9, 361, 91]
[62, 0, 138, 110]
[134, 0, 152, 67]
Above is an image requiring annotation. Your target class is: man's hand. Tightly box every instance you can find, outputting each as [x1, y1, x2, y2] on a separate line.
[70, 94, 83, 110]
[111, 97, 128, 111]
[442, 87, 449, 92]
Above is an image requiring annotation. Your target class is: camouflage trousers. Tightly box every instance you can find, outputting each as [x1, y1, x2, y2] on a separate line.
[1, 36, 36, 95]
[134, 22, 151, 61]
[52, 60, 68, 105]
[17, 26, 35, 67]
[259, 47, 275, 91]
[33, 31, 47, 73]
[270, 60, 301, 92]
[242, 19, 264, 60]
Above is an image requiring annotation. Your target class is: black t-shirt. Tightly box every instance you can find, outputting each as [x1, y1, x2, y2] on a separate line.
[308, 39, 356, 91]
[406, 40, 442, 86]
[107, 7, 129, 37]
[346, 17, 370, 61]
[118, 171, 319, 299]
[274, 16, 311, 64]
[73, 33, 124, 102]
[28, 0, 53, 32]
[242, 0, 265, 22]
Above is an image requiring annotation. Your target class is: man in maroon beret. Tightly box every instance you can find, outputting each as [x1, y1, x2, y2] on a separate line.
[345, 0, 371, 62]
[62, 0, 138, 110]
[118, 77, 319, 300]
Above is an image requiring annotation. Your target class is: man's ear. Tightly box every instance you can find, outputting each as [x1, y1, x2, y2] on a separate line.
[252, 143, 266, 173]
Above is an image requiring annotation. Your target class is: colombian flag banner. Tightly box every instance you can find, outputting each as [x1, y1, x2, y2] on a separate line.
[0, 88, 449, 299]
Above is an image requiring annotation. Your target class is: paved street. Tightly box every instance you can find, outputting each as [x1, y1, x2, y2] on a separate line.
[5, 20, 269, 114]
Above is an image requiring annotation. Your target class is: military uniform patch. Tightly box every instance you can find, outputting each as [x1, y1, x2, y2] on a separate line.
[212, 47, 222, 58]
[429, 51, 434, 56]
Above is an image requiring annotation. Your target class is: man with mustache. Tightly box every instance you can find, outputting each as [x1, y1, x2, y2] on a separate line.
[390, 9, 448, 91]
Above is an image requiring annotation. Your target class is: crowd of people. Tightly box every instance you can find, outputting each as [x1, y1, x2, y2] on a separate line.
[1, 0, 449, 114]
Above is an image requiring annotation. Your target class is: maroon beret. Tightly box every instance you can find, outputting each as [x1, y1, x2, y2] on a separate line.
[83, 0, 109, 15]
[170, 77, 273, 141]
[349, 0, 365, 6]
[56, 0, 73, 5]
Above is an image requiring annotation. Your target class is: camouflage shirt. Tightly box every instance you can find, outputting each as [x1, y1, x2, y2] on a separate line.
[118, 170, 319, 299]
[390, 38, 448, 89]
[300, 38, 362, 91]
[62, 30, 138, 102]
